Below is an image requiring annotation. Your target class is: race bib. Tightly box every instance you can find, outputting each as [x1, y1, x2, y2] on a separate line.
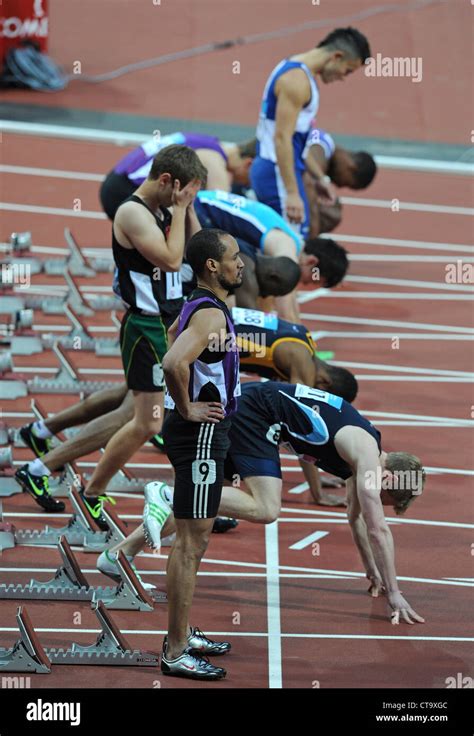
[232, 307, 278, 330]
[294, 384, 343, 410]
[192, 459, 217, 485]
[166, 272, 182, 300]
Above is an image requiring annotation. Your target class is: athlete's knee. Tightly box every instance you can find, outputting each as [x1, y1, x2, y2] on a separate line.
[175, 530, 210, 559]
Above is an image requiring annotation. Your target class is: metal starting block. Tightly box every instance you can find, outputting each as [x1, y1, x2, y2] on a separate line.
[0, 380, 28, 400]
[9, 232, 32, 253]
[15, 487, 108, 547]
[0, 475, 22, 498]
[83, 505, 128, 553]
[0, 606, 52, 674]
[0, 500, 16, 549]
[0, 537, 162, 610]
[45, 601, 159, 666]
[0, 351, 13, 374]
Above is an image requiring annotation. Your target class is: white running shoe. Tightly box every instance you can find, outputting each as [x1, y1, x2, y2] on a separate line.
[96, 550, 156, 591]
[143, 481, 173, 550]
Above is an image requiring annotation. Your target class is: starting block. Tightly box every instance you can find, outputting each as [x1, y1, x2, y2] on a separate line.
[15, 487, 108, 547]
[0, 351, 13, 374]
[9, 232, 32, 253]
[0, 476, 22, 498]
[0, 500, 16, 550]
[83, 505, 128, 553]
[0, 606, 52, 674]
[0, 380, 28, 400]
[0, 537, 163, 609]
[27, 341, 119, 395]
[45, 601, 159, 666]
[0, 446, 13, 469]
[0, 603, 158, 672]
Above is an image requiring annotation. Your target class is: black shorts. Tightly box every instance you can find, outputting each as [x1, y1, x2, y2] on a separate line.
[223, 391, 282, 481]
[100, 171, 136, 220]
[120, 310, 168, 392]
[162, 411, 232, 519]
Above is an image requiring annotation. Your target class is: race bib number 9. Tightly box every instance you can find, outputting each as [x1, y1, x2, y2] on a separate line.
[232, 307, 278, 330]
[192, 459, 217, 485]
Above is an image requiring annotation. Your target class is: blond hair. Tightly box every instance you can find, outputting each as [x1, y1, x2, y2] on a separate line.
[385, 452, 426, 515]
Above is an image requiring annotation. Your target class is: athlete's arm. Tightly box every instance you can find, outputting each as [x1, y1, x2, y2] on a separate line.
[303, 170, 321, 237]
[185, 201, 202, 241]
[162, 308, 227, 423]
[300, 461, 346, 507]
[274, 70, 310, 223]
[335, 427, 424, 624]
[273, 341, 315, 385]
[346, 476, 384, 596]
[274, 292, 301, 324]
[166, 317, 179, 348]
[303, 145, 336, 205]
[197, 149, 231, 191]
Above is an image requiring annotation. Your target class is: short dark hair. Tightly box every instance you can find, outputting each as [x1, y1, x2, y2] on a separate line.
[304, 237, 349, 288]
[185, 228, 230, 277]
[149, 144, 207, 186]
[351, 152, 377, 189]
[318, 27, 371, 63]
[258, 256, 301, 297]
[323, 363, 358, 403]
[237, 138, 258, 159]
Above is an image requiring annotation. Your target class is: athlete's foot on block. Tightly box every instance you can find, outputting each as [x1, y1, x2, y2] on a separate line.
[143, 481, 173, 549]
[79, 489, 114, 532]
[15, 465, 65, 513]
[96, 550, 157, 590]
[187, 627, 231, 656]
[212, 517, 238, 534]
[161, 638, 226, 680]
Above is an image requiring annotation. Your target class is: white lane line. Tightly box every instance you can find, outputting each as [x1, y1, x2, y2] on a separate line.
[330, 361, 474, 378]
[0, 202, 107, 219]
[300, 312, 474, 334]
[289, 531, 329, 549]
[374, 155, 474, 177]
[344, 275, 474, 292]
[280, 508, 474, 529]
[362, 410, 474, 424]
[265, 521, 282, 689]
[349, 254, 474, 263]
[0, 164, 104, 181]
[0, 626, 470, 642]
[320, 233, 474, 254]
[288, 482, 310, 495]
[2, 122, 472, 177]
[0, 567, 350, 580]
[355, 379, 474, 385]
[300, 291, 474, 301]
[313, 331, 474, 339]
[340, 196, 474, 216]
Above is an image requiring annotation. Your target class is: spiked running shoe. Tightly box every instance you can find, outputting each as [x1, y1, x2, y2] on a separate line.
[149, 433, 165, 451]
[96, 550, 157, 591]
[212, 516, 239, 534]
[143, 481, 173, 550]
[19, 423, 53, 457]
[161, 639, 226, 680]
[187, 627, 231, 656]
[15, 464, 65, 513]
[78, 488, 115, 532]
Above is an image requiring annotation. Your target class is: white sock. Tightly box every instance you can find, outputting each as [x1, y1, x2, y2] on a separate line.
[28, 459, 51, 477]
[32, 420, 53, 439]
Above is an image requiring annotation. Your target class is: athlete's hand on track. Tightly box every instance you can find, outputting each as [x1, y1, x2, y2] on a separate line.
[315, 177, 337, 206]
[183, 401, 225, 423]
[285, 191, 305, 223]
[367, 574, 385, 598]
[321, 476, 346, 489]
[172, 178, 202, 208]
[314, 492, 347, 507]
[387, 592, 425, 624]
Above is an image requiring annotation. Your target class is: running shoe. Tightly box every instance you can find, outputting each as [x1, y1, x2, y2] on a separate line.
[19, 423, 53, 457]
[19, 423, 65, 472]
[14, 464, 65, 513]
[187, 627, 231, 656]
[96, 550, 157, 591]
[161, 638, 226, 680]
[212, 517, 238, 534]
[78, 488, 114, 532]
[143, 481, 173, 549]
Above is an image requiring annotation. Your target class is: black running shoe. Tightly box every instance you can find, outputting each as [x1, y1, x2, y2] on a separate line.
[161, 638, 226, 680]
[19, 423, 64, 472]
[15, 465, 65, 513]
[212, 516, 238, 534]
[149, 433, 165, 451]
[187, 627, 231, 656]
[78, 488, 113, 532]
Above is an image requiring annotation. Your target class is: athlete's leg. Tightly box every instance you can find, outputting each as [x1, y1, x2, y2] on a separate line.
[45, 383, 129, 435]
[83, 390, 164, 498]
[37, 392, 134, 473]
[219, 475, 282, 523]
[166, 517, 215, 658]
